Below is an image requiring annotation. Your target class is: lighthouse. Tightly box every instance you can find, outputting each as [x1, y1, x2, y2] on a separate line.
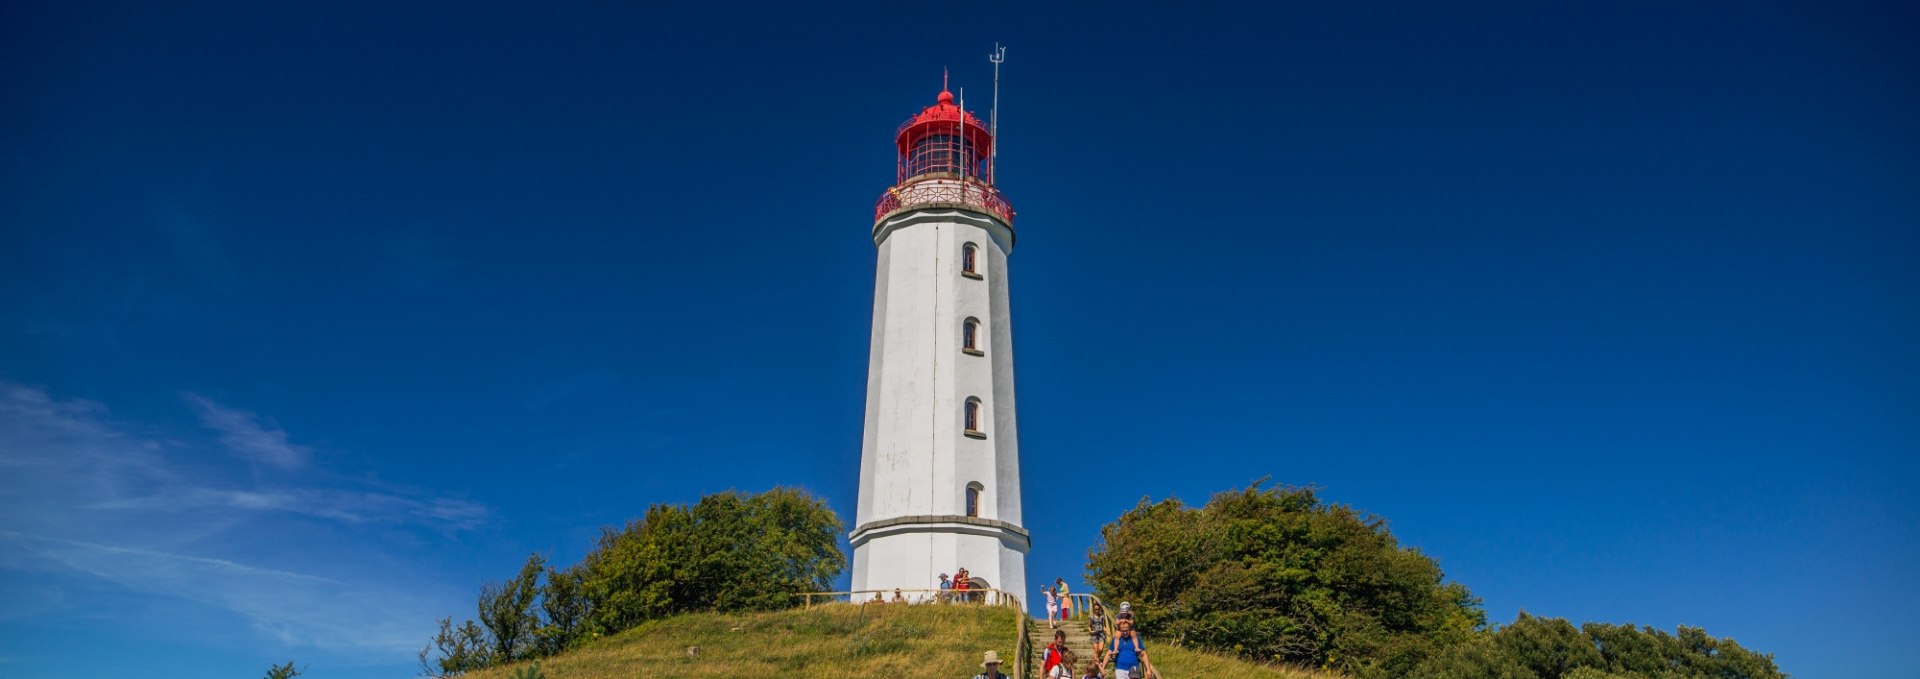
[849, 75, 1028, 602]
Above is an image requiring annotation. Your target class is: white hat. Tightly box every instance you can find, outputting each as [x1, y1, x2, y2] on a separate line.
[1120, 602, 1131, 609]
[981, 650, 1003, 667]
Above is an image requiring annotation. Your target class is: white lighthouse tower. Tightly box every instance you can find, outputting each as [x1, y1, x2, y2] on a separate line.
[849, 76, 1028, 601]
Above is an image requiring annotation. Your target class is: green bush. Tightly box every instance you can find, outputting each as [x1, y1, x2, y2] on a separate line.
[421, 487, 843, 675]
[480, 553, 545, 662]
[1413, 612, 1787, 679]
[579, 486, 844, 634]
[1084, 482, 1787, 679]
[1085, 482, 1484, 676]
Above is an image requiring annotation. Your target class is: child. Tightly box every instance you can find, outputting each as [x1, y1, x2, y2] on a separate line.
[1044, 586, 1061, 628]
[1048, 649, 1078, 679]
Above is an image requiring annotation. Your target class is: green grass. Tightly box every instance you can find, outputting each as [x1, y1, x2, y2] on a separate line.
[466, 603, 1014, 679]
[1140, 643, 1339, 679]
[466, 604, 1337, 679]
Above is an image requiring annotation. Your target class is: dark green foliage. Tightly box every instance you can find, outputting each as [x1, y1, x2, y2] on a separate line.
[1413, 612, 1787, 679]
[480, 553, 546, 662]
[1085, 482, 1484, 675]
[421, 487, 843, 674]
[579, 487, 844, 634]
[262, 660, 302, 679]
[536, 563, 590, 655]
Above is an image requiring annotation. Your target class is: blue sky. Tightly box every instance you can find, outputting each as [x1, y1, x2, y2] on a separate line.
[2, 1, 1915, 677]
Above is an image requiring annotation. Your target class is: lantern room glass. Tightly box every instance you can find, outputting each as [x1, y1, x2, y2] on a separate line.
[904, 134, 989, 181]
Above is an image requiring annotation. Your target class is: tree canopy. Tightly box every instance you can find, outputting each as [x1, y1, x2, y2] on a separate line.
[1085, 482, 1785, 679]
[1086, 482, 1484, 675]
[421, 487, 843, 676]
[1413, 612, 1786, 679]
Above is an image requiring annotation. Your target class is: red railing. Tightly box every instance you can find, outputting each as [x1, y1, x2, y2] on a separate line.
[875, 176, 1016, 226]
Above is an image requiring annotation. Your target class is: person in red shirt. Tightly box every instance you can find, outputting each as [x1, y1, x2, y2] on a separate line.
[1043, 629, 1069, 677]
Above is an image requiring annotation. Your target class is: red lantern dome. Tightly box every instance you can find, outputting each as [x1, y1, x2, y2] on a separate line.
[875, 79, 1015, 227]
[894, 86, 993, 182]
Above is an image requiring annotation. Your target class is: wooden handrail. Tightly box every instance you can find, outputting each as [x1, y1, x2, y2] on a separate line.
[1072, 592, 1158, 679]
[794, 587, 1020, 608]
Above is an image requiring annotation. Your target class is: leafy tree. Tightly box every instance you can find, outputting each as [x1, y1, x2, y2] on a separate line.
[1411, 612, 1786, 678]
[537, 563, 591, 655]
[1085, 482, 1484, 676]
[425, 488, 844, 668]
[581, 502, 693, 632]
[479, 553, 546, 663]
[419, 616, 492, 676]
[262, 661, 302, 679]
[579, 487, 842, 635]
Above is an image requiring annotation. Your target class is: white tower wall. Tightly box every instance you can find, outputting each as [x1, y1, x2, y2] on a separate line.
[851, 205, 1027, 600]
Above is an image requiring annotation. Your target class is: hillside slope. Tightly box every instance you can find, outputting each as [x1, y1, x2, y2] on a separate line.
[466, 604, 1333, 679]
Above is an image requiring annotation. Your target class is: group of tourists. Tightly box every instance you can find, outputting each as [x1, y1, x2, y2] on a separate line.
[939, 566, 976, 602]
[1029, 588, 1152, 679]
[940, 577, 1149, 678]
[1041, 577, 1074, 627]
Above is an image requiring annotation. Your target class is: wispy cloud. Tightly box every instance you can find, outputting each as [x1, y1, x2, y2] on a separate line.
[0, 381, 485, 657]
[87, 487, 488, 531]
[3, 532, 431, 653]
[184, 392, 311, 469]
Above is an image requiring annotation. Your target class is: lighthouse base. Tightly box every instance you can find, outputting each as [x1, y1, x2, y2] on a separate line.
[848, 515, 1028, 605]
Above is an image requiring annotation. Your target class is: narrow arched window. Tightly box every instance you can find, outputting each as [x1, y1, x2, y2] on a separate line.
[962, 318, 980, 353]
[961, 243, 979, 277]
[966, 482, 984, 518]
[964, 397, 983, 434]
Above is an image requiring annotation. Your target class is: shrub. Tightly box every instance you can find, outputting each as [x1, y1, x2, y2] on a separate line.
[1085, 482, 1484, 676]
[423, 487, 843, 673]
[1413, 612, 1787, 679]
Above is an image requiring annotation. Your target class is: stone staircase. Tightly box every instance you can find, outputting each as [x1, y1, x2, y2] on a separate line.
[1027, 616, 1100, 678]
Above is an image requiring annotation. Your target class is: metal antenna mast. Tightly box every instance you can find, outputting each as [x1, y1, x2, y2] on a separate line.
[988, 44, 1006, 184]
[958, 87, 967, 186]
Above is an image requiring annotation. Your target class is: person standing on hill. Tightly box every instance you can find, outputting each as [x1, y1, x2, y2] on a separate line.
[939, 573, 953, 603]
[1100, 618, 1151, 679]
[1044, 586, 1061, 628]
[1056, 578, 1072, 619]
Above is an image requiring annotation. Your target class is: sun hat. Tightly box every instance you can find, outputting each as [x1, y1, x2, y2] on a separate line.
[981, 650, 1003, 667]
[1120, 602, 1131, 610]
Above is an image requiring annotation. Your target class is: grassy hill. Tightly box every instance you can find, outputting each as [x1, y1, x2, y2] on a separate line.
[464, 603, 1334, 679]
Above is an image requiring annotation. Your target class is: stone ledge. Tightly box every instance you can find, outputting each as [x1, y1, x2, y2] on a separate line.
[850, 514, 1031, 544]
